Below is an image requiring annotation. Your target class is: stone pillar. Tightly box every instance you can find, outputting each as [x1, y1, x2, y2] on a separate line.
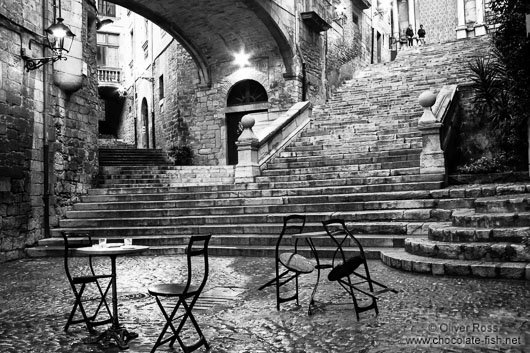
[456, 0, 467, 39]
[392, 0, 400, 41]
[234, 115, 260, 183]
[474, 0, 487, 36]
[407, 0, 416, 33]
[418, 91, 445, 175]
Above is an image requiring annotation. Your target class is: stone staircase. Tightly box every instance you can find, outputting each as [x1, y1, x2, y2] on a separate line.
[27, 36, 513, 271]
[99, 147, 171, 166]
[381, 184, 530, 280]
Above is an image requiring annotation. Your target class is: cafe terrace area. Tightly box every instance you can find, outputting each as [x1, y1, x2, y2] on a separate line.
[1, 253, 529, 353]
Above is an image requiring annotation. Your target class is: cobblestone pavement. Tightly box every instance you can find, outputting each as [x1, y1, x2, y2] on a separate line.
[1, 256, 529, 353]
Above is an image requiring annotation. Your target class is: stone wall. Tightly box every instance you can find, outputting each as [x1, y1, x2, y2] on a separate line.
[0, 0, 101, 262]
[416, 0, 458, 44]
[153, 32, 300, 165]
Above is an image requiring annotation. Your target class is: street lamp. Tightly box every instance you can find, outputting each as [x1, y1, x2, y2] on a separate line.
[21, 16, 75, 71]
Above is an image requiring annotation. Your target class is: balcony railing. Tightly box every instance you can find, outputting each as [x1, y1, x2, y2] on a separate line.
[98, 68, 121, 83]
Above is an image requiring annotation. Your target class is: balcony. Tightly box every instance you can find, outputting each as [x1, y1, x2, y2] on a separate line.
[301, 0, 333, 32]
[98, 68, 121, 84]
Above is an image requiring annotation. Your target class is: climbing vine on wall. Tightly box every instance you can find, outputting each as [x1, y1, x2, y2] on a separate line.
[327, 36, 358, 92]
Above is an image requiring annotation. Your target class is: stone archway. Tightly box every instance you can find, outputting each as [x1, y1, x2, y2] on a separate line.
[108, 0, 296, 86]
[225, 79, 268, 165]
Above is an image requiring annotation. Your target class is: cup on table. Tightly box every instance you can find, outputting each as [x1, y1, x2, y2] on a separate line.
[124, 238, 133, 247]
[98, 238, 107, 248]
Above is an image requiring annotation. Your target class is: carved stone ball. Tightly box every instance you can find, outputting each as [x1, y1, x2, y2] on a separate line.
[241, 115, 255, 129]
[418, 90, 437, 108]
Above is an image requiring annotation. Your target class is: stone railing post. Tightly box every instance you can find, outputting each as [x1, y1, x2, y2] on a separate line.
[234, 115, 260, 183]
[418, 90, 445, 175]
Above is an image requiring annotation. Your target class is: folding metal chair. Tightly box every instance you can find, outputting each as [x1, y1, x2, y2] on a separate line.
[148, 234, 212, 353]
[322, 219, 398, 320]
[258, 215, 314, 310]
[62, 232, 113, 333]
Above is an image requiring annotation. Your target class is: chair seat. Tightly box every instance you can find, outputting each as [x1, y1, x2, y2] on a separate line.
[279, 253, 314, 274]
[148, 283, 200, 297]
[327, 256, 364, 281]
[72, 274, 113, 284]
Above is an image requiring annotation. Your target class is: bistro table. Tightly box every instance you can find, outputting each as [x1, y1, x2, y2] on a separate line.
[77, 244, 149, 349]
[291, 231, 332, 315]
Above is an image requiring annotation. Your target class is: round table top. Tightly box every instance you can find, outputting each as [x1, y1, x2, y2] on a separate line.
[76, 245, 149, 256]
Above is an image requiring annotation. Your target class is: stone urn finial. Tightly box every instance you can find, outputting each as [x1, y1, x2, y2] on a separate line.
[418, 90, 437, 124]
[238, 115, 257, 141]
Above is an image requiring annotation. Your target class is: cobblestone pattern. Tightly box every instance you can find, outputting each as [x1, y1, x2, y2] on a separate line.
[0, 256, 529, 352]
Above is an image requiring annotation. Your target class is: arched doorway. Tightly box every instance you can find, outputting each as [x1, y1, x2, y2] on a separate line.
[140, 98, 149, 149]
[226, 79, 268, 165]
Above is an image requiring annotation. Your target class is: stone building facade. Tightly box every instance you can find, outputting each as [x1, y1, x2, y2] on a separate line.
[1, 0, 497, 262]
[99, 0, 388, 165]
[1, 0, 101, 262]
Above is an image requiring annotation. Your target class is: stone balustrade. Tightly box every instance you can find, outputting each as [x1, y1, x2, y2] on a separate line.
[98, 68, 121, 83]
[418, 90, 446, 176]
[234, 101, 312, 183]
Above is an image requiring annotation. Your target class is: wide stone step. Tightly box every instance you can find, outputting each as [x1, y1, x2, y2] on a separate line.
[80, 189, 435, 205]
[295, 130, 420, 143]
[75, 193, 444, 211]
[276, 147, 421, 161]
[255, 171, 439, 184]
[52, 220, 434, 238]
[266, 158, 419, 171]
[380, 249, 530, 280]
[428, 224, 530, 243]
[84, 180, 441, 199]
[452, 210, 530, 228]
[64, 206, 447, 223]
[273, 151, 419, 166]
[59, 211, 439, 230]
[405, 237, 530, 262]
[283, 140, 422, 154]
[474, 194, 530, 213]
[99, 167, 427, 187]
[34, 233, 408, 251]
[430, 183, 530, 200]
[261, 165, 422, 177]
[278, 145, 420, 157]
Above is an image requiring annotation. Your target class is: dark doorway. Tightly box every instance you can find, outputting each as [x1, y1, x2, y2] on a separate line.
[141, 98, 149, 149]
[226, 80, 268, 165]
[99, 98, 125, 137]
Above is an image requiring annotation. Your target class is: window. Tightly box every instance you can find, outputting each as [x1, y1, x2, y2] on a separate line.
[97, 33, 120, 67]
[159, 75, 164, 100]
[97, 0, 116, 17]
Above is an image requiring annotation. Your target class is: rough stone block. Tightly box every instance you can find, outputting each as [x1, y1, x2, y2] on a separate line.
[499, 263, 526, 279]
[449, 188, 466, 198]
[401, 259, 412, 272]
[431, 263, 445, 276]
[497, 185, 526, 195]
[412, 260, 431, 273]
[444, 262, 471, 276]
[430, 189, 449, 198]
[470, 263, 498, 278]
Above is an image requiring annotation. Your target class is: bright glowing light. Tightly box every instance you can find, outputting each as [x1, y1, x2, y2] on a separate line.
[233, 49, 251, 68]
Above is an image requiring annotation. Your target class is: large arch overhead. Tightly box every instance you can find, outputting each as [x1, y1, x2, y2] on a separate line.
[110, 0, 296, 87]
